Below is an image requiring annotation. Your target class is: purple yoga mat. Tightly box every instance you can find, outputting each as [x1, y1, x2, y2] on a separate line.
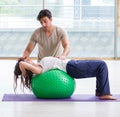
[2, 94, 120, 102]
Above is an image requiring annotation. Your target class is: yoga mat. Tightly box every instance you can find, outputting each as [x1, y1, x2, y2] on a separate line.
[2, 94, 120, 102]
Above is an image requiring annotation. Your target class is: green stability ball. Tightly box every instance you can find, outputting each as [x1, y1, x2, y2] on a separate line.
[31, 69, 75, 98]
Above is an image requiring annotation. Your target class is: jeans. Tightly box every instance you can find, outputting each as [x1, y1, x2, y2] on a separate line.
[66, 60, 110, 96]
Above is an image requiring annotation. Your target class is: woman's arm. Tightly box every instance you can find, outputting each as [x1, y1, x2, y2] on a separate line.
[19, 61, 43, 76]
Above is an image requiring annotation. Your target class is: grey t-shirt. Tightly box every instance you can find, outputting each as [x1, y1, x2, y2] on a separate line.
[29, 25, 68, 61]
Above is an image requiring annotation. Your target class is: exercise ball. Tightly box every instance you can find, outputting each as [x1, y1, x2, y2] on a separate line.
[31, 69, 75, 98]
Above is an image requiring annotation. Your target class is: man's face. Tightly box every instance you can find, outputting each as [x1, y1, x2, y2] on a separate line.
[40, 16, 52, 31]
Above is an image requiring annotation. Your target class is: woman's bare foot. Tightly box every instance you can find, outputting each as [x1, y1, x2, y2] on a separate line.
[99, 95, 117, 100]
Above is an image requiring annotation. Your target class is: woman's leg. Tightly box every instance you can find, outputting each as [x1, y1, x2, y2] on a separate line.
[66, 60, 116, 100]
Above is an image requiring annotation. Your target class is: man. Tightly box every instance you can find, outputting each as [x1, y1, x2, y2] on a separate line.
[22, 9, 70, 62]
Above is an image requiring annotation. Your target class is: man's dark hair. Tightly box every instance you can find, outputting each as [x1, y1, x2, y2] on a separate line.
[37, 9, 52, 21]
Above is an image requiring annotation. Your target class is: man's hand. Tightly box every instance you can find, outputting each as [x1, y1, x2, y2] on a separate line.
[20, 56, 30, 61]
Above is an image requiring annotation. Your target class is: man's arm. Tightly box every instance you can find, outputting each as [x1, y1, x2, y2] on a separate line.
[58, 38, 70, 60]
[22, 42, 35, 60]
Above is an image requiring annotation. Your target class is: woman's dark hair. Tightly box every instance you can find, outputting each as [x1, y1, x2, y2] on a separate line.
[37, 9, 52, 21]
[14, 58, 33, 92]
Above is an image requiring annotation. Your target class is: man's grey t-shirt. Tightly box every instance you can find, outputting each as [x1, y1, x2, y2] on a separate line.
[29, 25, 68, 61]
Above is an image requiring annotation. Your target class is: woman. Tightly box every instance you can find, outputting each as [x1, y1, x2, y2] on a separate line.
[14, 56, 116, 100]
